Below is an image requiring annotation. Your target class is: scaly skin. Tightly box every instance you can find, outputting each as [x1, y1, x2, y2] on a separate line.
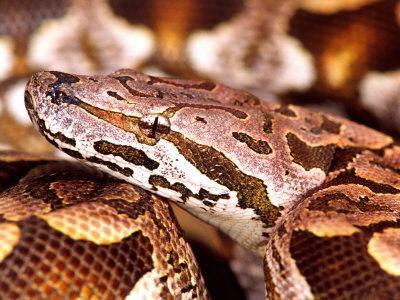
[0, 154, 208, 299]
[25, 69, 400, 299]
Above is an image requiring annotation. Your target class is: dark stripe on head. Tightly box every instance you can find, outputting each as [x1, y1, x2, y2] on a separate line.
[232, 132, 272, 155]
[147, 76, 216, 91]
[114, 76, 155, 98]
[61, 148, 83, 159]
[149, 175, 229, 203]
[87, 156, 133, 177]
[107, 91, 125, 100]
[94, 140, 159, 171]
[166, 103, 247, 119]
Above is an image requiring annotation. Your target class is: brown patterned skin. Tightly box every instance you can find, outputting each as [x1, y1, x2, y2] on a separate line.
[25, 69, 400, 299]
[0, 152, 208, 299]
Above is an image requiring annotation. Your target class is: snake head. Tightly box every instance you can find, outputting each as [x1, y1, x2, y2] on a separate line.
[25, 69, 280, 254]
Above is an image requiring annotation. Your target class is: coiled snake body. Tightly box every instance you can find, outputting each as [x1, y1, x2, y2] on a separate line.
[1, 0, 400, 299]
[19, 69, 400, 299]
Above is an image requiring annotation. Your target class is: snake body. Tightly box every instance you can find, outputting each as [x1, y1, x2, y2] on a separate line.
[23, 69, 400, 299]
[1, 0, 400, 299]
[0, 152, 208, 299]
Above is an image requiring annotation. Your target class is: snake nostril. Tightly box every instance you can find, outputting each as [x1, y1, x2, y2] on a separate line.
[24, 91, 34, 110]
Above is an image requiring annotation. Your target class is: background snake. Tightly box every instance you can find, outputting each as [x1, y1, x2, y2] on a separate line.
[1, 1, 400, 299]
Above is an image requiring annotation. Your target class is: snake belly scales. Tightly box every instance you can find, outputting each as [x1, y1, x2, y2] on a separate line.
[1, 68, 394, 299]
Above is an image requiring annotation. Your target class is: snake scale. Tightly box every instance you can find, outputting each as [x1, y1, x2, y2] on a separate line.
[1, 0, 400, 299]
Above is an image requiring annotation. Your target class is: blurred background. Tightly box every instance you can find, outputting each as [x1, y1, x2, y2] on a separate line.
[0, 0, 399, 298]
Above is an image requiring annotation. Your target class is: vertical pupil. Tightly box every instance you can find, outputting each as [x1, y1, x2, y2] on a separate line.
[151, 116, 159, 138]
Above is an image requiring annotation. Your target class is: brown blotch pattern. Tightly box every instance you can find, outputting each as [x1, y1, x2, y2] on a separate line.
[310, 116, 341, 135]
[232, 132, 272, 155]
[308, 192, 393, 214]
[324, 169, 400, 194]
[329, 147, 363, 172]
[263, 113, 274, 134]
[274, 105, 297, 117]
[287, 133, 336, 173]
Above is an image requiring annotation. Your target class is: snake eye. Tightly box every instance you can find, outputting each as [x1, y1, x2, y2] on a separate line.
[139, 114, 171, 140]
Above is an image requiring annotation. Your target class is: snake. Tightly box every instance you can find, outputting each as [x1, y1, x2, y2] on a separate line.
[17, 68, 400, 299]
[0, 0, 400, 299]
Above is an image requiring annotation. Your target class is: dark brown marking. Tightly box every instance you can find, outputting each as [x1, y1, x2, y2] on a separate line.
[93, 140, 159, 171]
[271, 243, 284, 270]
[195, 116, 207, 124]
[147, 76, 216, 91]
[203, 200, 216, 207]
[107, 91, 125, 100]
[287, 133, 336, 173]
[49, 71, 80, 86]
[87, 156, 133, 177]
[164, 132, 281, 226]
[275, 105, 296, 117]
[277, 223, 287, 237]
[308, 192, 393, 213]
[232, 132, 272, 155]
[329, 147, 363, 172]
[114, 76, 154, 98]
[263, 113, 273, 134]
[165, 103, 247, 119]
[323, 169, 399, 194]
[46, 72, 80, 104]
[61, 148, 84, 160]
[310, 116, 341, 135]
[149, 175, 229, 202]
